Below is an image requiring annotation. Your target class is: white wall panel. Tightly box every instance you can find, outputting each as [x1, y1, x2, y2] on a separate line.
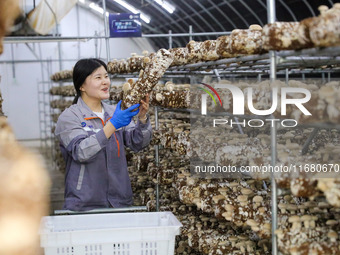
[0, 4, 155, 140]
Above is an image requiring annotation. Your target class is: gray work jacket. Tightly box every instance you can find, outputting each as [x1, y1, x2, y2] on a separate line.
[55, 97, 152, 211]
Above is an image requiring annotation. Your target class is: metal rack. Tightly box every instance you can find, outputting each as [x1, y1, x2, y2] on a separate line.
[166, 48, 340, 75]
[110, 47, 340, 81]
[147, 5, 339, 255]
[33, 1, 339, 251]
[111, 45, 340, 255]
[37, 60, 55, 160]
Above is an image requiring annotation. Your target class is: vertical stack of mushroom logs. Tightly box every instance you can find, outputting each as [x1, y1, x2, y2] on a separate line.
[189, 119, 340, 254]
[120, 76, 340, 254]
[121, 48, 174, 109]
[49, 85, 75, 173]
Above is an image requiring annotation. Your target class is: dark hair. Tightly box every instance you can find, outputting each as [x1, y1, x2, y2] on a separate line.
[72, 58, 107, 104]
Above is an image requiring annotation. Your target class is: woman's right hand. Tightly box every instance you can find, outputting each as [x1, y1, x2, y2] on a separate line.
[110, 101, 140, 129]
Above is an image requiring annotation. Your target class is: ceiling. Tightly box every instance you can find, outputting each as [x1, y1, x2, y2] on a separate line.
[93, 0, 340, 49]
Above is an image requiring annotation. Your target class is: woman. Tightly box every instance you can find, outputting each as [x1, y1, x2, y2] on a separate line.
[55, 58, 152, 211]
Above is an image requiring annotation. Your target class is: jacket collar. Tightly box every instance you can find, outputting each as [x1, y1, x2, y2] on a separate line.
[77, 97, 112, 121]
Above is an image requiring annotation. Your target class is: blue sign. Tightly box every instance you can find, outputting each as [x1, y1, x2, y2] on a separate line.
[109, 13, 142, 38]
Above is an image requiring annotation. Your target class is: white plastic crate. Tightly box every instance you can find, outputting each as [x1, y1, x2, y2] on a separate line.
[40, 211, 182, 255]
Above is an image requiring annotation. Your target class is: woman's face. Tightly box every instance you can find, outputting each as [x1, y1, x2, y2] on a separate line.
[80, 66, 110, 101]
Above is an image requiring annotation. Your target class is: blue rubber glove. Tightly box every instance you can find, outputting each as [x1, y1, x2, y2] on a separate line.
[110, 101, 140, 130]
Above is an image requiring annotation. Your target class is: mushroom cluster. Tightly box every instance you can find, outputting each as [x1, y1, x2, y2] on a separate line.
[110, 99, 340, 255]
[121, 48, 173, 109]
[49, 85, 76, 97]
[174, 170, 273, 238]
[318, 179, 340, 207]
[50, 99, 72, 111]
[276, 197, 340, 254]
[263, 4, 340, 50]
[308, 4, 340, 47]
[149, 82, 191, 109]
[107, 51, 149, 74]
[50, 69, 73, 81]
[49, 85, 77, 173]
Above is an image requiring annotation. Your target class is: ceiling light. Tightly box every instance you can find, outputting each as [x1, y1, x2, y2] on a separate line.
[78, 0, 85, 3]
[89, 3, 109, 16]
[113, 0, 151, 23]
[89, 3, 103, 13]
[140, 14, 151, 23]
[134, 20, 141, 26]
[154, 0, 175, 13]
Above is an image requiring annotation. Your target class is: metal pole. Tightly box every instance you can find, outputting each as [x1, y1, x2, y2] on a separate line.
[95, 31, 99, 58]
[270, 113, 278, 255]
[47, 59, 56, 170]
[267, 0, 278, 254]
[285, 68, 289, 85]
[10, 44, 15, 78]
[168, 30, 172, 49]
[301, 128, 319, 155]
[322, 72, 325, 84]
[154, 106, 160, 212]
[76, 4, 81, 59]
[38, 44, 46, 154]
[37, 82, 44, 153]
[3, 31, 232, 43]
[213, 69, 221, 82]
[189, 25, 193, 41]
[102, 0, 110, 63]
[214, 69, 243, 134]
[269, 52, 277, 81]
[57, 30, 63, 71]
[258, 74, 262, 82]
[0, 59, 81, 64]
[155, 106, 159, 130]
[328, 72, 331, 83]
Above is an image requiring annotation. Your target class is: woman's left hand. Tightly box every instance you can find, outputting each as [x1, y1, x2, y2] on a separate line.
[138, 94, 149, 121]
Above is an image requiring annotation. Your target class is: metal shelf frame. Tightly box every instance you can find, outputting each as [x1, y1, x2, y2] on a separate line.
[158, 108, 340, 129]
[109, 47, 340, 80]
[155, 2, 339, 254]
[108, 36, 340, 254]
[166, 50, 340, 74]
[37, 60, 54, 160]
[267, 0, 279, 253]
[35, 2, 339, 252]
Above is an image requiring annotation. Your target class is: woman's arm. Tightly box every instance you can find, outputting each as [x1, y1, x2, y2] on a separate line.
[123, 95, 152, 152]
[123, 116, 153, 152]
[103, 121, 116, 138]
[55, 108, 111, 163]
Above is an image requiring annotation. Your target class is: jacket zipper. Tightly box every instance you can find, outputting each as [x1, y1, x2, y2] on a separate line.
[84, 116, 120, 157]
